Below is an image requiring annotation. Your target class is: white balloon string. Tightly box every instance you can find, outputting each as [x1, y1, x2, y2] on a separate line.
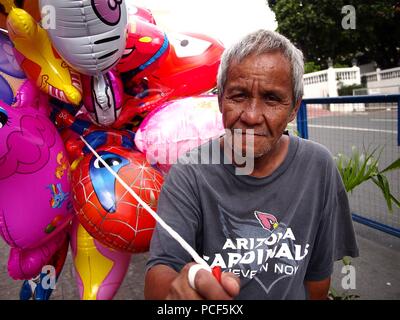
[80, 135, 211, 271]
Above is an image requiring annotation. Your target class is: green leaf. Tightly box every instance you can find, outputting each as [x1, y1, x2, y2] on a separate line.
[380, 158, 400, 174]
[342, 256, 352, 266]
[342, 147, 380, 192]
[390, 193, 400, 208]
[378, 174, 392, 212]
[371, 175, 394, 212]
[336, 145, 399, 213]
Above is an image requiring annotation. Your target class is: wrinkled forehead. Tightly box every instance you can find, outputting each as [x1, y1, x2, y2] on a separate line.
[227, 52, 291, 82]
[229, 50, 291, 72]
[225, 51, 294, 94]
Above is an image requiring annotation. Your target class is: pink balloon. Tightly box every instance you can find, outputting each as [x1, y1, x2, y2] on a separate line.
[135, 95, 225, 173]
[13, 79, 52, 115]
[0, 100, 73, 279]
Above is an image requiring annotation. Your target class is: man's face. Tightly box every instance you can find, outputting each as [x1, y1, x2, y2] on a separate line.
[220, 51, 300, 159]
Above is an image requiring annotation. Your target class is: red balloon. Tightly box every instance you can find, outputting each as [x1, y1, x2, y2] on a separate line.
[117, 14, 170, 78]
[150, 32, 225, 99]
[70, 131, 164, 253]
[115, 32, 225, 127]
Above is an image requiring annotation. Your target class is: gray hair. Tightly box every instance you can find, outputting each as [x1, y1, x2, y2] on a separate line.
[217, 29, 304, 105]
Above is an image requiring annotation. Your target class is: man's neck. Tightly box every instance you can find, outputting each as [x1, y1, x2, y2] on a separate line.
[220, 134, 290, 178]
[250, 135, 290, 178]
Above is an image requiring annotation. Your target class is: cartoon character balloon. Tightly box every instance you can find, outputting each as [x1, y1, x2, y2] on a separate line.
[135, 95, 225, 174]
[66, 129, 164, 253]
[37, 0, 128, 126]
[70, 217, 131, 300]
[39, 0, 128, 76]
[0, 0, 41, 29]
[150, 32, 225, 99]
[81, 70, 124, 127]
[115, 31, 225, 127]
[0, 100, 73, 280]
[51, 110, 163, 299]
[117, 8, 170, 80]
[1, 1, 83, 106]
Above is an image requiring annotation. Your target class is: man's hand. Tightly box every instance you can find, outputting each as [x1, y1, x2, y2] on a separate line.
[304, 277, 331, 300]
[145, 263, 240, 300]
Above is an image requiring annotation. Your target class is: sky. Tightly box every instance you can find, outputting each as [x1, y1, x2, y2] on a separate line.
[129, 0, 277, 47]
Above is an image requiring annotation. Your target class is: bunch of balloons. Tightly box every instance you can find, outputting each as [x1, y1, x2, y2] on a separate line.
[0, 0, 225, 300]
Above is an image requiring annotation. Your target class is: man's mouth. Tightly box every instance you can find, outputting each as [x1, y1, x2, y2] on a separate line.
[232, 130, 267, 137]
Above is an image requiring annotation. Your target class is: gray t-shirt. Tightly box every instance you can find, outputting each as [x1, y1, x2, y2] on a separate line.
[146, 134, 359, 300]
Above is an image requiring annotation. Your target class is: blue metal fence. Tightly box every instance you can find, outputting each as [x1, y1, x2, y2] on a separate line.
[297, 94, 400, 238]
[297, 94, 400, 144]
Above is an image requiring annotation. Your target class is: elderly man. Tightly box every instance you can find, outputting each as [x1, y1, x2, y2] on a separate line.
[144, 29, 359, 300]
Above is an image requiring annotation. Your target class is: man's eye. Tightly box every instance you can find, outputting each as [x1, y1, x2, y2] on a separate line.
[264, 96, 284, 107]
[264, 95, 279, 102]
[229, 94, 247, 102]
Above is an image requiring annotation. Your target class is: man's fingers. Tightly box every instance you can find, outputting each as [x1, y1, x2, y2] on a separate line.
[221, 273, 240, 297]
[194, 268, 235, 300]
[167, 263, 204, 300]
[179, 263, 240, 300]
[187, 264, 210, 290]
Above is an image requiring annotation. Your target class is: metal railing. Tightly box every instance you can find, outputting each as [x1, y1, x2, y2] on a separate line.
[297, 94, 400, 145]
[297, 94, 400, 237]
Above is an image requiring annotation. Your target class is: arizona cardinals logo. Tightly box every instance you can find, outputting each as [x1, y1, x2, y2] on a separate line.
[254, 211, 278, 231]
[216, 205, 303, 298]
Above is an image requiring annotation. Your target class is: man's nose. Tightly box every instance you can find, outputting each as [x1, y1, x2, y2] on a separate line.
[239, 99, 264, 125]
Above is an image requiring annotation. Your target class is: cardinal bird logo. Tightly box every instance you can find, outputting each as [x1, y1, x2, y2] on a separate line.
[254, 211, 279, 231]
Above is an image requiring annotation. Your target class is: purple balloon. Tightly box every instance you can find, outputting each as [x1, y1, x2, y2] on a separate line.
[0, 31, 26, 105]
[0, 31, 25, 78]
[0, 100, 73, 279]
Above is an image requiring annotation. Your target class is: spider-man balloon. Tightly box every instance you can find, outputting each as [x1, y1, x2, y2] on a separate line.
[68, 130, 164, 253]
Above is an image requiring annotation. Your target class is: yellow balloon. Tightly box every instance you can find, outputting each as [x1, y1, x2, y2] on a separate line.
[2, 3, 82, 105]
[70, 220, 131, 300]
[74, 223, 114, 300]
[0, 0, 41, 28]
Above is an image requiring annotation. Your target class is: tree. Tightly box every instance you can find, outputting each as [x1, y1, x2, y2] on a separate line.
[268, 0, 400, 69]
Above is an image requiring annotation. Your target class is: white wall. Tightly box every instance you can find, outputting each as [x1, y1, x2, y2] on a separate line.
[364, 67, 400, 94]
[303, 66, 362, 111]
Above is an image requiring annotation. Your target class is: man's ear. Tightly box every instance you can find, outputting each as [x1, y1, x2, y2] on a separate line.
[288, 99, 302, 122]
